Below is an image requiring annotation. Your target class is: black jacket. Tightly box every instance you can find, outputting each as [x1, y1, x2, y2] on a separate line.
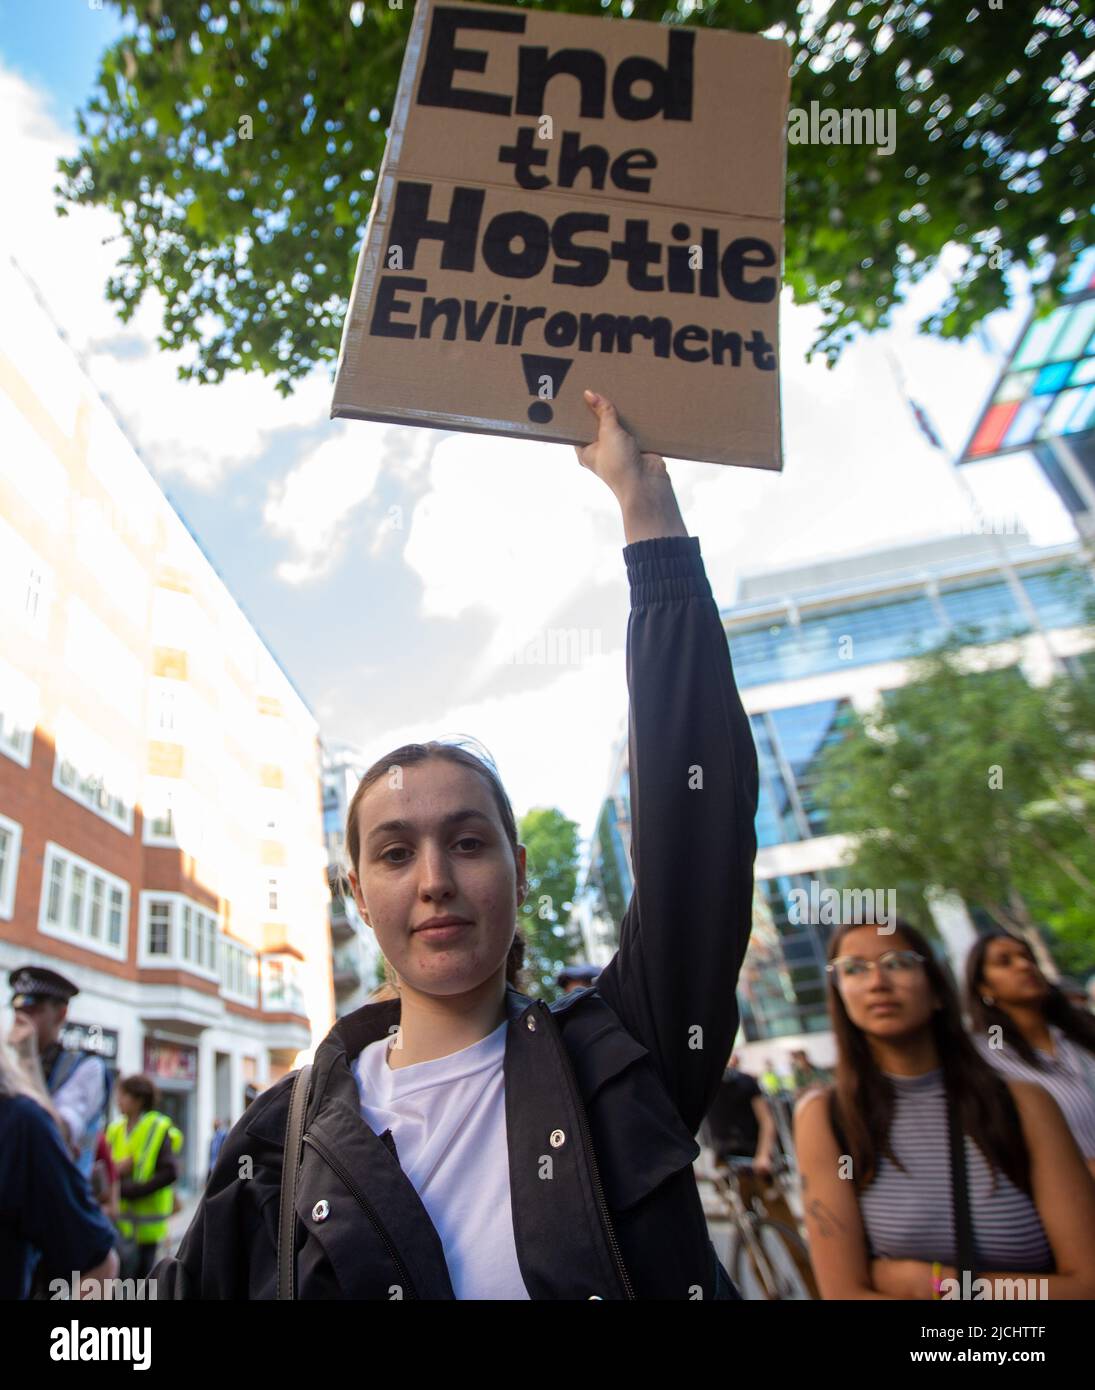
[154, 534, 759, 1299]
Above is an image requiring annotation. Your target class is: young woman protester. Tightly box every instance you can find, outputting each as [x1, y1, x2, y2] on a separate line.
[966, 932, 1095, 1182]
[155, 390, 759, 1300]
[793, 918, 1095, 1300]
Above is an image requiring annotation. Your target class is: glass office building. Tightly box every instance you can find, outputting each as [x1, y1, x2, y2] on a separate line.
[579, 530, 1095, 1047]
[961, 246, 1095, 537]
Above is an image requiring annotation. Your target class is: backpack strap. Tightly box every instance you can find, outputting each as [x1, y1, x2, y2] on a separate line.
[826, 1087, 849, 1156]
[277, 1064, 313, 1301]
[947, 1101, 979, 1290]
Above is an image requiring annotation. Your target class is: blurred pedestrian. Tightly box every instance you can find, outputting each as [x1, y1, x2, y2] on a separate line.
[966, 932, 1095, 1182]
[758, 1057, 783, 1096]
[701, 1051, 781, 1178]
[0, 1037, 118, 1299]
[6, 965, 110, 1181]
[789, 1048, 832, 1092]
[91, 1130, 120, 1221]
[105, 1075, 182, 1283]
[206, 1119, 227, 1187]
[556, 964, 600, 995]
[794, 918, 1095, 1299]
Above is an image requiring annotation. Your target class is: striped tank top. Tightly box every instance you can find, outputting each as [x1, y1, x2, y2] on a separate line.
[856, 1069, 1052, 1271]
[974, 1028, 1095, 1160]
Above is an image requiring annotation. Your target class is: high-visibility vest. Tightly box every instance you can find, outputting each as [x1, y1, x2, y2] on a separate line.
[106, 1111, 183, 1245]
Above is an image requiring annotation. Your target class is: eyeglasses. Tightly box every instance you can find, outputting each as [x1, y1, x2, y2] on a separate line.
[825, 950, 926, 983]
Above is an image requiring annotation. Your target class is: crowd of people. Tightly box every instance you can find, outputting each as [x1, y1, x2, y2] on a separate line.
[702, 923, 1095, 1299]
[2, 396, 1094, 1302]
[0, 965, 185, 1298]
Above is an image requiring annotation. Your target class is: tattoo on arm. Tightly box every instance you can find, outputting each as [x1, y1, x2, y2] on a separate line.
[807, 1198, 847, 1239]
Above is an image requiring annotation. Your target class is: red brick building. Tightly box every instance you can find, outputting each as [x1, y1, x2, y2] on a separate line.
[0, 258, 334, 1187]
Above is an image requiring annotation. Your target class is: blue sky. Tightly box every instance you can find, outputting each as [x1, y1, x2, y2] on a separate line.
[0, 5, 1078, 842]
[0, 0, 125, 124]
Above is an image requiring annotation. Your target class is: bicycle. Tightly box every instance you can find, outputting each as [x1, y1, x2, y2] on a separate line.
[697, 1154, 818, 1300]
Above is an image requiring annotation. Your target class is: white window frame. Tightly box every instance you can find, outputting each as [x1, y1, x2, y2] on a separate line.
[0, 812, 22, 919]
[0, 518, 54, 643]
[143, 776, 182, 846]
[39, 842, 129, 962]
[258, 787, 285, 838]
[261, 953, 304, 1013]
[52, 714, 135, 836]
[0, 662, 38, 769]
[137, 891, 220, 982]
[220, 934, 260, 1006]
[265, 874, 283, 919]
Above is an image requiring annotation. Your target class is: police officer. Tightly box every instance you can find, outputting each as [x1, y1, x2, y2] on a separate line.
[7, 966, 110, 1181]
[555, 963, 601, 995]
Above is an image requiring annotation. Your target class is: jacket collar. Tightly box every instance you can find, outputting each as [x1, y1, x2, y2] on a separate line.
[325, 983, 537, 1063]
[244, 985, 538, 1148]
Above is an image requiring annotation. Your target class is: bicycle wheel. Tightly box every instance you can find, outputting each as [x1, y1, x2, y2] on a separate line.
[729, 1228, 769, 1301]
[733, 1219, 816, 1300]
[756, 1219, 816, 1300]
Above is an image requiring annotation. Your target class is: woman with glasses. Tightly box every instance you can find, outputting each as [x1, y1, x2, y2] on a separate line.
[966, 932, 1095, 1182]
[793, 917, 1095, 1299]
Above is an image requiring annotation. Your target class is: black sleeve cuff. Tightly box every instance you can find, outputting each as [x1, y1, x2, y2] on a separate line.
[623, 535, 712, 606]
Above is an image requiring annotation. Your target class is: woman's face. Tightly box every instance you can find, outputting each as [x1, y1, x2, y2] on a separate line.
[980, 937, 1049, 1008]
[348, 759, 526, 999]
[831, 927, 938, 1041]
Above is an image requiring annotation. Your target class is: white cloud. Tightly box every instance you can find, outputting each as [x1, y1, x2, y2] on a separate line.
[355, 648, 630, 843]
[401, 427, 623, 661]
[0, 61, 333, 491]
[262, 424, 385, 583]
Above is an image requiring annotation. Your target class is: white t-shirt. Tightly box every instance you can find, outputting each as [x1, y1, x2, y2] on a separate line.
[353, 1020, 531, 1300]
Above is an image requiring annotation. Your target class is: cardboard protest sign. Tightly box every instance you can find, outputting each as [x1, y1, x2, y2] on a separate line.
[331, 0, 790, 469]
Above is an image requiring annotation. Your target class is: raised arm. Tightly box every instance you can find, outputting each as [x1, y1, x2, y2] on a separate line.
[576, 391, 759, 1135]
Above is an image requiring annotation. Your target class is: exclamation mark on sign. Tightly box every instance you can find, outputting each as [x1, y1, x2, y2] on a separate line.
[521, 354, 573, 423]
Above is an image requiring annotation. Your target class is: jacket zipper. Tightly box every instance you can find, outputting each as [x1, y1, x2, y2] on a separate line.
[302, 1132, 420, 1300]
[540, 1003, 636, 1300]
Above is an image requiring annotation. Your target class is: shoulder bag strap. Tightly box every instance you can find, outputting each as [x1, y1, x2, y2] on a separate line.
[947, 1098, 978, 1293]
[277, 1064, 313, 1301]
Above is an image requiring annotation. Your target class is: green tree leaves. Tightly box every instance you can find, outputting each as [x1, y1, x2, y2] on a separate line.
[814, 601, 1095, 974]
[57, 0, 1093, 393]
[516, 805, 586, 1000]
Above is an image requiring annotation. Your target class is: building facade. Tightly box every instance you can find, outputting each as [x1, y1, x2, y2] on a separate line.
[0, 257, 334, 1188]
[576, 529, 1095, 1068]
[321, 741, 384, 1015]
[960, 245, 1095, 538]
